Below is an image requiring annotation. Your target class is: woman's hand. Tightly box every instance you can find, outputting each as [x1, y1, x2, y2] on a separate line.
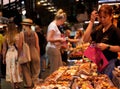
[59, 38, 66, 43]
[96, 43, 108, 50]
[90, 10, 99, 23]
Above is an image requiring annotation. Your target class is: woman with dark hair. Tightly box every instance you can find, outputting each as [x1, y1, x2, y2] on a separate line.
[83, 5, 120, 79]
[35, 25, 47, 73]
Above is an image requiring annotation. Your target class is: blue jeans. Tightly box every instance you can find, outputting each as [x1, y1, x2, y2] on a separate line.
[40, 54, 46, 70]
[101, 59, 117, 80]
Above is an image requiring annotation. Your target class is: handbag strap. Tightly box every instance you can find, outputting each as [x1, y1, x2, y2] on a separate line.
[22, 31, 25, 44]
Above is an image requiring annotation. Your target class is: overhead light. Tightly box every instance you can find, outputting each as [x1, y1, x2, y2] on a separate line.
[49, 9, 54, 12]
[40, 0, 46, 3]
[51, 6, 54, 9]
[21, 1, 24, 4]
[42, 3, 48, 6]
[53, 8, 57, 11]
[102, 3, 120, 5]
[47, 7, 52, 9]
[47, 2, 51, 5]
[22, 9, 26, 15]
[47, 6, 55, 9]
[37, 1, 41, 5]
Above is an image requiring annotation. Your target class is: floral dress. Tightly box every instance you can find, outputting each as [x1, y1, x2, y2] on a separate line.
[5, 35, 22, 83]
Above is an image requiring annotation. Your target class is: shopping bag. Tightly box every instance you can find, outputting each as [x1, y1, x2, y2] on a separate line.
[18, 42, 31, 64]
[83, 44, 109, 72]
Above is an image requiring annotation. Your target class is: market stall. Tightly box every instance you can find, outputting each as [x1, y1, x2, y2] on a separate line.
[34, 59, 118, 89]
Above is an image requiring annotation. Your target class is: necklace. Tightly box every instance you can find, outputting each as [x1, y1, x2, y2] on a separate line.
[102, 23, 112, 33]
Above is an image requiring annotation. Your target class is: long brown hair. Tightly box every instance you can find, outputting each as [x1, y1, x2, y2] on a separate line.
[5, 22, 18, 45]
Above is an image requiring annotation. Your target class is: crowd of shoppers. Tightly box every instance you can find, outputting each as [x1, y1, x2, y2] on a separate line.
[0, 4, 120, 89]
[0, 16, 41, 89]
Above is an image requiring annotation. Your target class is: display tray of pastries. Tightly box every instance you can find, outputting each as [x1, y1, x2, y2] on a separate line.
[65, 69, 78, 76]
[93, 74, 116, 89]
[68, 66, 79, 70]
[72, 74, 118, 89]
[57, 81, 72, 87]
[36, 84, 70, 89]
[45, 67, 67, 82]
[68, 43, 90, 60]
[68, 48, 83, 59]
[45, 72, 60, 82]
[57, 72, 73, 81]
[114, 67, 120, 77]
[35, 60, 118, 89]
[78, 62, 92, 75]
[77, 62, 98, 76]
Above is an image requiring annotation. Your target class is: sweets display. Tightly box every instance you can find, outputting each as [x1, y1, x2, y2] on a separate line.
[114, 67, 120, 77]
[69, 49, 83, 59]
[34, 61, 118, 89]
[68, 43, 89, 60]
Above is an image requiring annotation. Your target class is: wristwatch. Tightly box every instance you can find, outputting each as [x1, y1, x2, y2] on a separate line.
[106, 45, 110, 50]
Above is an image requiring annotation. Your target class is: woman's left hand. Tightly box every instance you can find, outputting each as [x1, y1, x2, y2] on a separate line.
[96, 43, 108, 50]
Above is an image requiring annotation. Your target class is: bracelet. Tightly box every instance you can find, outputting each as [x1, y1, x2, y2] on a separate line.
[106, 45, 110, 50]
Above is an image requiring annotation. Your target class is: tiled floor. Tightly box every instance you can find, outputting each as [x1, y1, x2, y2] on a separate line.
[0, 68, 50, 89]
[1, 79, 24, 89]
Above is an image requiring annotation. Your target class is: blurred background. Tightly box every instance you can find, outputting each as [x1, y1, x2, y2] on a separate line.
[0, 0, 120, 27]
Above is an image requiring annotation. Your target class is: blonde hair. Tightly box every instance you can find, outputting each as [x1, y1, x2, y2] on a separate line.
[55, 9, 66, 20]
[76, 30, 83, 38]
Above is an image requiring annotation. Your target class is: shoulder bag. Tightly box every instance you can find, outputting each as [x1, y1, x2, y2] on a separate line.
[18, 32, 31, 64]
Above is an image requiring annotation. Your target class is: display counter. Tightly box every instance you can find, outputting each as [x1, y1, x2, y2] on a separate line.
[34, 60, 118, 89]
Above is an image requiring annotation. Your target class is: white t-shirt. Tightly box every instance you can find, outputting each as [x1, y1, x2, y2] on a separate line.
[46, 21, 61, 48]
